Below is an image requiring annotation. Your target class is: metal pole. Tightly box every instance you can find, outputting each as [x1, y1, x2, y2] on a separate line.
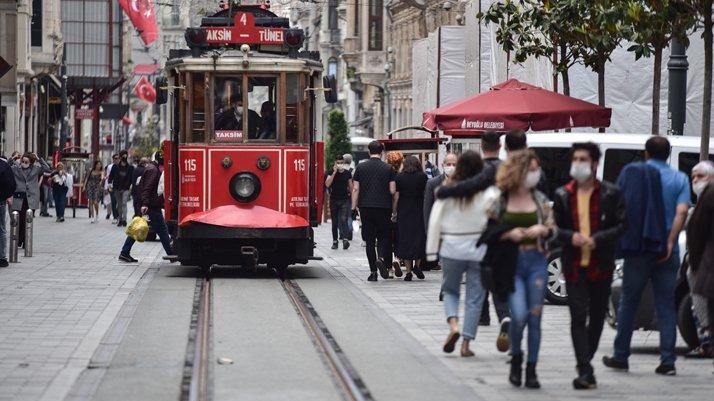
[60, 48, 68, 148]
[9, 211, 18, 263]
[24, 209, 33, 257]
[667, 37, 688, 136]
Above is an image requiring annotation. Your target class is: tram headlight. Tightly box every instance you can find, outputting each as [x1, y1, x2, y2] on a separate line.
[229, 172, 261, 203]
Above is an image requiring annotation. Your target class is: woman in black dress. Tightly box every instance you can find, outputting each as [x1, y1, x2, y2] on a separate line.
[395, 156, 428, 281]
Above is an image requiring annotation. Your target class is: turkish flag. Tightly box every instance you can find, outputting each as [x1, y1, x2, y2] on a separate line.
[133, 77, 157, 103]
[118, 0, 159, 45]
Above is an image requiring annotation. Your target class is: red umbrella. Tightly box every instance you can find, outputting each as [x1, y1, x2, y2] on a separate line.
[422, 79, 611, 135]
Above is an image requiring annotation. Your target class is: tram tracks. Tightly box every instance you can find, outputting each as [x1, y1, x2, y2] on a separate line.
[181, 270, 375, 401]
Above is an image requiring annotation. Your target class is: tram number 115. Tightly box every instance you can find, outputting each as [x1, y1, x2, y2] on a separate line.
[293, 159, 305, 171]
[184, 159, 197, 172]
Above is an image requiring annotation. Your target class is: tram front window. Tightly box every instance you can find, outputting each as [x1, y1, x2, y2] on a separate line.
[248, 76, 277, 140]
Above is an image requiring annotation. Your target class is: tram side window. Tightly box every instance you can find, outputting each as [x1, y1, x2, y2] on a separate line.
[191, 73, 206, 143]
[248, 76, 277, 141]
[214, 77, 245, 142]
[286, 74, 301, 143]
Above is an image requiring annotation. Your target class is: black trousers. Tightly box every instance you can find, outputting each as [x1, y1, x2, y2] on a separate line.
[330, 198, 350, 241]
[480, 291, 510, 323]
[566, 270, 612, 369]
[359, 207, 392, 272]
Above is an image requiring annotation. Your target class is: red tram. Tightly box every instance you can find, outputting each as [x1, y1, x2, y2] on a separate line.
[157, 4, 334, 271]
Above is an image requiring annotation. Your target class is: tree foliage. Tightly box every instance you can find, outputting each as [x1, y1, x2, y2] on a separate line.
[325, 109, 351, 169]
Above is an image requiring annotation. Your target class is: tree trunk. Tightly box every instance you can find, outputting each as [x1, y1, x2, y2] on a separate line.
[702, 0, 713, 161]
[560, 43, 570, 96]
[598, 60, 606, 132]
[652, 45, 663, 136]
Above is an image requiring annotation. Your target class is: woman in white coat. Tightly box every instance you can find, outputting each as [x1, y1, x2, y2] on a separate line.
[426, 150, 497, 357]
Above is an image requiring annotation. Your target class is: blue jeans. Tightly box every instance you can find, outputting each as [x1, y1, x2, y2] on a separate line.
[508, 250, 548, 363]
[441, 257, 487, 340]
[0, 203, 6, 260]
[121, 208, 173, 256]
[613, 251, 679, 365]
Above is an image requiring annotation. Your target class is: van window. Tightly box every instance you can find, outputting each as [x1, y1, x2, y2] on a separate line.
[532, 147, 571, 198]
[604, 149, 644, 183]
[678, 152, 714, 201]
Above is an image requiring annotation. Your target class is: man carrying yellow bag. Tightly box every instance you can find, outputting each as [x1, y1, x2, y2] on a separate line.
[118, 151, 173, 262]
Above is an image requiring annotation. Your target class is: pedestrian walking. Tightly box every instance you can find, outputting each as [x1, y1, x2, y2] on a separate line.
[0, 155, 17, 267]
[50, 162, 73, 222]
[395, 155, 427, 281]
[426, 150, 494, 357]
[118, 152, 173, 262]
[603, 136, 690, 376]
[131, 158, 149, 218]
[687, 161, 714, 373]
[480, 149, 555, 389]
[325, 156, 353, 250]
[85, 161, 105, 223]
[105, 154, 119, 221]
[552, 142, 627, 389]
[11, 153, 51, 248]
[109, 150, 134, 227]
[422, 152, 456, 274]
[385, 151, 404, 277]
[685, 161, 714, 358]
[437, 132, 512, 351]
[343, 153, 355, 240]
[424, 159, 440, 179]
[351, 140, 397, 281]
[39, 174, 52, 217]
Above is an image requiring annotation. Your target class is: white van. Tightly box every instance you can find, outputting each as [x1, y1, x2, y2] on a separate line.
[522, 133, 714, 304]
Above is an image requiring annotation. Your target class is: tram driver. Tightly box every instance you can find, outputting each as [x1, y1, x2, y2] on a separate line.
[214, 94, 261, 139]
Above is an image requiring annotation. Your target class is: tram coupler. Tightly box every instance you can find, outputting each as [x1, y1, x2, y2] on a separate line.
[9, 211, 18, 263]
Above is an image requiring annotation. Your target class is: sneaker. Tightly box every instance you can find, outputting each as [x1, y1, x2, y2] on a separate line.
[655, 364, 676, 376]
[404, 272, 413, 281]
[496, 318, 511, 352]
[331, 241, 338, 250]
[112, 219, 118, 224]
[118, 253, 138, 263]
[367, 272, 378, 282]
[59, 217, 65, 222]
[343, 240, 350, 250]
[602, 355, 629, 371]
[392, 261, 403, 277]
[106, 214, 111, 220]
[573, 372, 597, 390]
[376, 258, 389, 279]
[413, 267, 425, 280]
[0, 259, 8, 268]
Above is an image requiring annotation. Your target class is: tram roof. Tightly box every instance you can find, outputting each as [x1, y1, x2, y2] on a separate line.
[165, 50, 323, 73]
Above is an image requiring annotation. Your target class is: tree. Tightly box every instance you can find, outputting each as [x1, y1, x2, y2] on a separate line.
[691, 0, 713, 160]
[325, 109, 351, 170]
[626, 1, 697, 135]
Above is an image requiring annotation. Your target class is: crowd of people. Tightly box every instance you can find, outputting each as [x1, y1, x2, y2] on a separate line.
[334, 131, 714, 389]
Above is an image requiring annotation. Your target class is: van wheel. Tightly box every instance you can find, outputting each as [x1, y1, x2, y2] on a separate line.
[677, 294, 700, 350]
[546, 251, 568, 305]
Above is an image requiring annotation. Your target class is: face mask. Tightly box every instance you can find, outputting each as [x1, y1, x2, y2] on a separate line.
[524, 170, 541, 189]
[21, 162, 30, 169]
[336, 164, 345, 172]
[693, 181, 708, 197]
[234, 105, 243, 116]
[570, 162, 592, 183]
[443, 166, 456, 176]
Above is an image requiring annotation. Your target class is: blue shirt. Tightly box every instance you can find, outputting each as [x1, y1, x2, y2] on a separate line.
[646, 159, 690, 232]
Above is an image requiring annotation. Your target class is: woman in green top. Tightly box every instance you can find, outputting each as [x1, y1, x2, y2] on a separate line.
[487, 149, 555, 389]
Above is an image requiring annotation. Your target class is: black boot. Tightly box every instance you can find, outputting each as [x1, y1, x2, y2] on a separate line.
[525, 362, 540, 389]
[509, 354, 523, 387]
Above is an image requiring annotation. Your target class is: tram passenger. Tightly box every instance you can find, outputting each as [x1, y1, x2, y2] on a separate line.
[214, 94, 261, 139]
[258, 101, 277, 140]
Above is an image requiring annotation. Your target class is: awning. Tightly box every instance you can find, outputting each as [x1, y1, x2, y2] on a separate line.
[133, 64, 160, 75]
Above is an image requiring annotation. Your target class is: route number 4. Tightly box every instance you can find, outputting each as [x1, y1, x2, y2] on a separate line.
[184, 159, 197, 172]
[293, 159, 306, 171]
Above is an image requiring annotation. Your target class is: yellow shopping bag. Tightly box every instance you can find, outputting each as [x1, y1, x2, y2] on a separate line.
[126, 216, 149, 242]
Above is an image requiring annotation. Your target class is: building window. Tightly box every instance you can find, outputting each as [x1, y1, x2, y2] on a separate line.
[368, 0, 383, 50]
[328, 0, 338, 30]
[354, 0, 360, 37]
[327, 58, 338, 77]
[171, 3, 180, 26]
[31, 0, 43, 47]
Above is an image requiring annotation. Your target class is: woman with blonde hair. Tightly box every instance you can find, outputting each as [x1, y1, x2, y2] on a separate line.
[384, 151, 404, 277]
[482, 149, 555, 389]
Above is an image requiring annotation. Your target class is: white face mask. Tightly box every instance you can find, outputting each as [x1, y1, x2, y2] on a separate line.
[524, 170, 541, 189]
[570, 162, 592, 183]
[443, 165, 456, 176]
[21, 162, 30, 169]
[234, 105, 243, 116]
[693, 181, 708, 197]
[336, 164, 345, 172]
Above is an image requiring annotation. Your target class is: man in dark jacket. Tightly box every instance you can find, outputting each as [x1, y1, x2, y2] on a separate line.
[118, 152, 172, 262]
[130, 157, 149, 217]
[553, 142, 627, 389]
[109, 150, 134, 227]
[0, 156, 17, 267]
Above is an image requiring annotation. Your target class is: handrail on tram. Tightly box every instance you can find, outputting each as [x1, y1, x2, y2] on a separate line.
[385, 126, 440, 141]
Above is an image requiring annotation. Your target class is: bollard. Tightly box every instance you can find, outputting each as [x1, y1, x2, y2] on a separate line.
[24, 209, 33, 257]
[9, 211, 18, 263]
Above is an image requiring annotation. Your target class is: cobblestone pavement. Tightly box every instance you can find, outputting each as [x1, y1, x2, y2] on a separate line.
[0, 211, 163, 401]
[314, 224, 714, 401]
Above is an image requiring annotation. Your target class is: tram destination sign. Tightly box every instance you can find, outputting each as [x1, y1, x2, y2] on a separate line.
[205, 12, 284, 45]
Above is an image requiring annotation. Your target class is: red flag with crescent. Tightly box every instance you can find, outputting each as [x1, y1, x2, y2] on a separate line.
[118, 0, 159, 45]
[133, 76, 157, 103]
